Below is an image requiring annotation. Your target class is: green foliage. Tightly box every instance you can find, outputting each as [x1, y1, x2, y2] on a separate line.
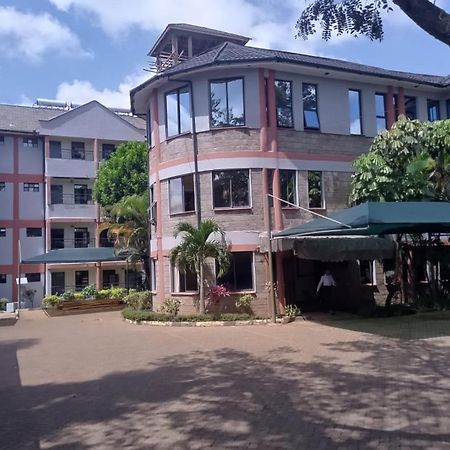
[94, 141, 148, 207]
[124, 291, 152, 310]
[109, 287, 127, 300]
[220, 313, 253, 321]
[159, 298, 182, 316]
[61, 291, 75, 301]
[81, 284, 98, 299]
[285, 304, 300, 317]
[42, 295, 60, 308]
[73, 293, 84, 301]
[122, 308, 252, 322]
[96, 289, 110, 299]
[351, 118, 450, 203]
[235, 294, 254, 314]
[0, 298, 8, 311]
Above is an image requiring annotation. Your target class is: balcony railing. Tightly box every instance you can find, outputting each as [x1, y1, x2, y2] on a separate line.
[51, 193, 94, 205]
[49, 148, 94, 161]
[51, 282, 142, 295]
[50, 238, 96, 250]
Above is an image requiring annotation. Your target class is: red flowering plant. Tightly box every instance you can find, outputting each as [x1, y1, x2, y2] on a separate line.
[207, 284, 231, 318]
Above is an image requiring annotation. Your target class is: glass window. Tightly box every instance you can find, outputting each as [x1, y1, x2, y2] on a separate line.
[217, 252, 254, 291]
[308, 171, 323, 208]
[74, 227, 90, 248]
[25, 273, 41, 283]
[50, 141, 62, 158]
[75, 270, 89, 291]
[169, 174, 195, 214]
[102, 270, 119, 288]
[0, 228, 5, 237]
[447, 99, 450, 119]
[0, 182, 5, 191]
[349, 89, 362, 135]
[71, 142, 85, 160]
[51, 229, 64, 249]
[165, 86, 191, 137]
[0, 274, 6, 284]
[51, 272, 65, 295]
[210, 78, 245, 127]
[171, 265, 198, 292]
[275, 80, 293, 127]
[150, 258, 157, 291]
[0, 136, 4, 145]
[427, 100, 441, 121]
[303, 83, 320, 130]
[280, 170, 297, 205]
[375, 93, 387, 132]
[404, 96, 417, 120]
[51, 185, 63, 204]
[212, 170, 250, 208]
[102, 143, 116, 160]
[23, 183, 39, 192]
[23, 137, 38, 147]
[146, 107, 152, 147]
[74, 184, 92, 204]
[26, 228, 42, 237]
[360, 260, 376, 285]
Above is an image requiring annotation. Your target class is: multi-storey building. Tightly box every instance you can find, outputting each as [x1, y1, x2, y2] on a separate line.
[130, 23, 450, 316]
[0, 101, 145, 306]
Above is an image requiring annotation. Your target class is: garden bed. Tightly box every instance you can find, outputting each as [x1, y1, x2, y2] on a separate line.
[45, 299, 125, 316]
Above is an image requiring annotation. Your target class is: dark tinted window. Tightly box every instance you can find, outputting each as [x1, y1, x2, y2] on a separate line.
[375, 93, 387, 132]
[303, 83, 319, 129]
[217, 252, 254, 291]
[210, 79, 245, 127]
[212, 170, 249, 208]
[25, 273, 41, 282]
[308, 171, 323, 208]
[280, 170, 297, 205]
[404, 96, 417, 120]
[26, 228, 42, 237]
[275, 80, 293, 127]
[427, 100, 441, 121]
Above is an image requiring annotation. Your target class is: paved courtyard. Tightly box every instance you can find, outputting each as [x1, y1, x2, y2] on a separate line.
[1, 310, 450, 449]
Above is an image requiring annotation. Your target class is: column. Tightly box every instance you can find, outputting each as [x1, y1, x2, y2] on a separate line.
[386, 86, 395, 129]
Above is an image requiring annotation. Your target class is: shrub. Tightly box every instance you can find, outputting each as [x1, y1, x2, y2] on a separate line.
[122, 308, 169, 322]
[285, 304, 299, 318]
[159, 298, 182, 316]
[235, 294, 254, 314]
[109, 287, 126, 300]
[42, 295, 60, 308]
[96, 289, 110, 299]
[73, 292, 84, 301]
[81, 284, 98, 299]
[61, 291, 75, 301]
[220, 313, 253, 321]
[0, 298, 8, 311]
[124, 291, 152, 310]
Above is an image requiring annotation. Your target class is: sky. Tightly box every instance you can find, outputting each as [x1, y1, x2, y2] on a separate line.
[1, 0, 449, 109]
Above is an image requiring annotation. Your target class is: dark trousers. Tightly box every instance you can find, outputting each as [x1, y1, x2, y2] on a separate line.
[318, 286, 334, 311]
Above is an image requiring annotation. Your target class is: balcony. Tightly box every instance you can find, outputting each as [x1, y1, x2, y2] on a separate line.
[48, 194, 96, 219]
[46, 148, 96, 178]
[50, 238, 96, 250]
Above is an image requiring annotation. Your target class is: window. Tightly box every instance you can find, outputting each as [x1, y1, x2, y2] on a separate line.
[427, 100, 441, 121]
[217, 252, 254, 291]
[375, 93, 387, 132]
[0, 228, 5, 237]
[302, 83, 320, 130]
[51, 229, 64, 249]
[171, 265, 198, 292]
[23, 137, 38, 147]
[360, 260, 376, 285]
[74, 184, 92, 204]
[446, 99, 450, 119]
[23, 183, 39, 192]
[0, 136, 4, 145]
[280, 170, 297, 205]
[74, 227, 90, 248]
[169, 174, 195, 214]
[50, 141, 62, 158]
[102, 270, 119, 288]
[210, 78, 245, 127]
[275, 80, 293, 128]
[212, 170, 250, 209]
[51, 272, 65, 295]
[75, 270, 89, 291]
[146, 107, 152, 147]
[51, 185, 63, 204]
[71, 141, 85, 160]
[26, 228, 42, 237]
[308, 171, 323, 208]
[150, 185, 157, 226]
[102, 143, 116, 160]
[404, 96, 417, 120]
[165, 86, 191, 137]
[348, 89, 362, 135]
[150, 258, 157, 291]
[0, 274, 6, 284]
[25, 273, 41, 283]
[99, 229, 114, 247]
[0, 182, 5, 191]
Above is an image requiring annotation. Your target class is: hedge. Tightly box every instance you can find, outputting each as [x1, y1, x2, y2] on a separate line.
[122, 308, 253, 322]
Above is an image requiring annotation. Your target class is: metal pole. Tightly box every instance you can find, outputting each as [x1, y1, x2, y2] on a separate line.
[17, 240, 21, 309]
[265, 194, 277, 323]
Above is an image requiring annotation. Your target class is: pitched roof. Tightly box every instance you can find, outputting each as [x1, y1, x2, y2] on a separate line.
[0, 102, 145, 134]
[132, 41, 450, 101]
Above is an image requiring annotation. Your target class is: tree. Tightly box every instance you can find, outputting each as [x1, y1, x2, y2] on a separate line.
[296, 0, 450, 47]
[94, 141, 148, 207]
[170, 220, 230, 314]
[102, 194, 151, 290]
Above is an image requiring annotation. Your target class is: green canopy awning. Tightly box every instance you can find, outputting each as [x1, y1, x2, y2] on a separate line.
[276, 202, 450, 238]
[22, 247, 127, 264]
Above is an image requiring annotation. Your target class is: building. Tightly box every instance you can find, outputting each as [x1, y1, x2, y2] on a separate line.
[129, 23, 450, 316]
[0, 100, 145, 306]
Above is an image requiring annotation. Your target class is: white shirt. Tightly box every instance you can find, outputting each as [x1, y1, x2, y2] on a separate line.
[317, 274, 336, 292]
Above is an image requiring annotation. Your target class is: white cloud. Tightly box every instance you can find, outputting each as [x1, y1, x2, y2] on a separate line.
[47, 0, 352, 55]
[0, 6, 90, 61]
[54, 71, 149, 108]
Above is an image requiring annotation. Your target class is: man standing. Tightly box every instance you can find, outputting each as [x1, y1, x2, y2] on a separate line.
[316, 269, 336, 313]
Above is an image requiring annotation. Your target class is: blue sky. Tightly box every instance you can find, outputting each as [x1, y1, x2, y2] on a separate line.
[1, 0, 449, 108]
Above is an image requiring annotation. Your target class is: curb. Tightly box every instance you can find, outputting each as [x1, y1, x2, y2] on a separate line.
[124, 317, 295, 327]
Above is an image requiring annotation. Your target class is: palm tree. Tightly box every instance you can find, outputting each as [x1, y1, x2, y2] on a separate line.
[170, 220, 230, 314]
[102, 194, 150, 289]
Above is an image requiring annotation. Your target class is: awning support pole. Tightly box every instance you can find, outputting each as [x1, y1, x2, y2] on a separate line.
[265, 194, 277, 323]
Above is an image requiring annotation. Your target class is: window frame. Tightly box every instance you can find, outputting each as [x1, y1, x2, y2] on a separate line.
[404, 96, 417, 120]
[75, 270, 89, 291]
[0, 181, 5, 191]
[211, 169, 252, 210]
[375, 93, 387, 132]
[348, 89, 363, 135]
[427, 99, 441, 121]
[26, 227, 42, 237]
[0, 228, 6, 237]
[23, 137, 38, 148]
[0, 274, 6, 284]
[275, 79, 294, 128]
[71, 141, 86, 160]
[302, 83, 320, 130]
[171, 264, 199, 294]
[101, 143, 116, 160]
[209, 77, 246, 128]
[25, 273, 41, 283]
[73, 184, 92, 205]
[23, 183, 39, 192]
[49, 140, 62, 158]
[165, 85, 192, 138]
[216, 252, 255, 292]
[279, 169, 298, 207]
[168, 174, 196, 215]
[0, 135, 4, 145]
[307, 170, 325, 209]
[359, 260, 377, 286]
